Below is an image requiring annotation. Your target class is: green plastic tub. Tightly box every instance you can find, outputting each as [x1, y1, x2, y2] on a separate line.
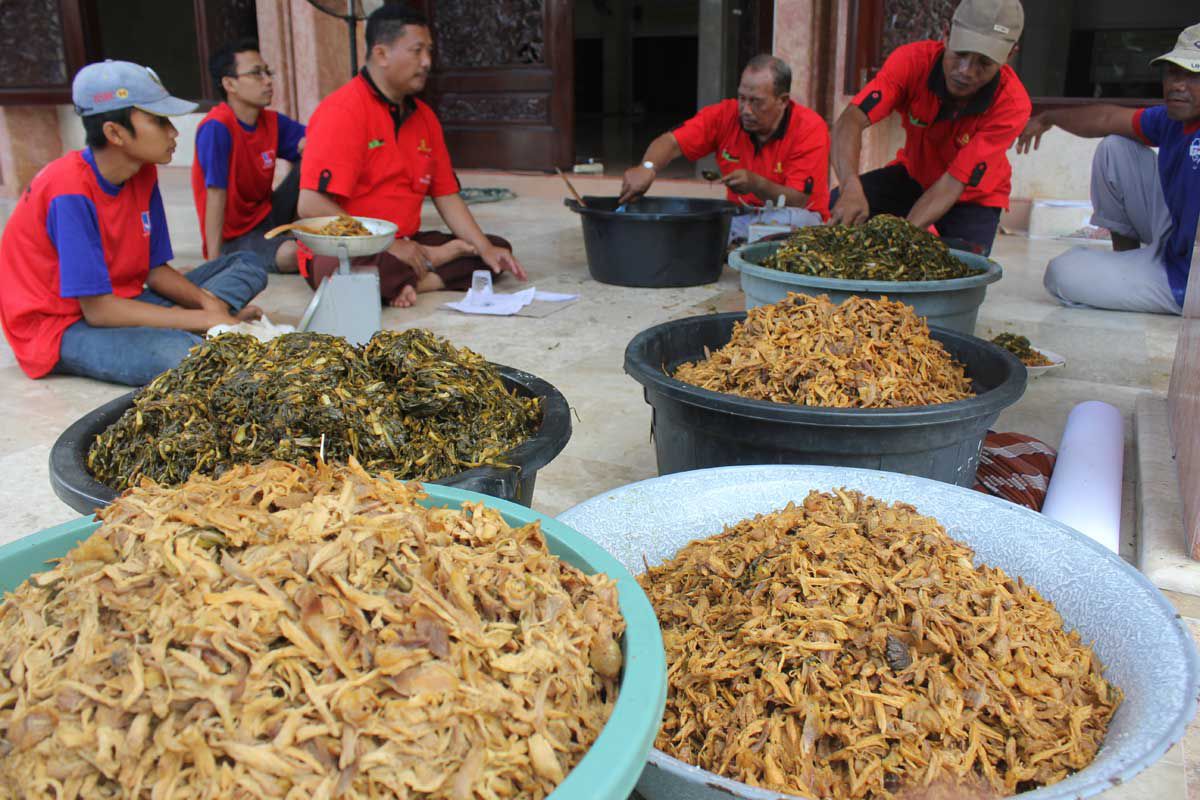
[729, 241, 1003, 334]
[0, 484, 667, 800]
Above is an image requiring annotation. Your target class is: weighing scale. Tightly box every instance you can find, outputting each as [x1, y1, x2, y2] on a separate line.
[293, 216, 398, 346]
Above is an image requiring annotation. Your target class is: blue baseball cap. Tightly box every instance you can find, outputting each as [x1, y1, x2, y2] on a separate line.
[72, 60, 198, 117]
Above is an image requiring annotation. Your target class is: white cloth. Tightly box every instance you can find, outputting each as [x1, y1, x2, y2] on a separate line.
[729, 207, 823, 243]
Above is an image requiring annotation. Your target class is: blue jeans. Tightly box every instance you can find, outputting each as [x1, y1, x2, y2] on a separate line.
[54, 251, 268, 386]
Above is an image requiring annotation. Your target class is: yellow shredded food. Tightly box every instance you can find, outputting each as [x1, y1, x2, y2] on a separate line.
[640, 490, 1121, 799]
[675, 293, 974, 408]
[316, 215, 372, 236]
[0, 460, 623, 799]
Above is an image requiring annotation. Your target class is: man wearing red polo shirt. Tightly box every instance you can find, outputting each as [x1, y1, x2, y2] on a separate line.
[298, 5, 525, 308]
[830, 0, 1030, 255]
[619, 55, 830, 240]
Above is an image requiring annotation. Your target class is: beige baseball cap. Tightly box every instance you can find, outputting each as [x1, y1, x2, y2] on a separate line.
[1151, 23, 1200, 73]
[948, 0, 1024, 65]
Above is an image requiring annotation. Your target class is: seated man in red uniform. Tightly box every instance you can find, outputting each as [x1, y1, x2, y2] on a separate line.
[829, 0, 1030, 255]
[298, 5, 525, 308]
[0, 60, 266, 386]
[192, 39, 306, 273]
[619, 54, 831, 240]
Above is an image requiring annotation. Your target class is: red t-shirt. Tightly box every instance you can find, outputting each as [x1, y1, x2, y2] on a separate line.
[0, 151, 163, 378]
[191, 104, 280, 255]
[300, 72, 458, 237]
[851, 41, 1031, 209]
[672, 98, 831, 218]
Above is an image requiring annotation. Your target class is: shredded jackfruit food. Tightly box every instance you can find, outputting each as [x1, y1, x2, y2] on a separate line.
[640, 490, 1121, 799]
[674, 293, 974, 408]
[0, 460, 624, 799]
[316, 215, 372, 236]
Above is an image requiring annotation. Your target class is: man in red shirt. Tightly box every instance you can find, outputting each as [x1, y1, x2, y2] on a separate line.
[192, 39, 305, 273]
[619, 54, 830, 240]
[830, 0, 1030, 255]
[298, 5, 525, 308]
[0, 60, 266, 386]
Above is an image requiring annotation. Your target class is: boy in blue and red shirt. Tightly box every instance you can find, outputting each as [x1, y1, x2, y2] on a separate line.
[192, 39, 306, 273]
[1020, 23, 1200, 315]
[0, 60, 267, 386]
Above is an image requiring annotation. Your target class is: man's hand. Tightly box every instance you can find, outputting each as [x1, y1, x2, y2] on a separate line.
[236, 304, 264, 322]
[387, 238, 433, 279]
[618, 165, 655, 205]
[480, 244, 527, 281]
[830, 183, 870, 225]
[721, 169, 761, 197]
[1016, 114, 1053, 155]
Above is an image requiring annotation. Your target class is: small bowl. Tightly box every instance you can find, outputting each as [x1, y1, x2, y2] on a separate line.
[290, 215, 398, 258]
[1026, 346, 1066, 379]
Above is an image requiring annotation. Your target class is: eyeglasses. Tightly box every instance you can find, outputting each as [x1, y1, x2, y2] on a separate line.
[234, 67, 274, 80]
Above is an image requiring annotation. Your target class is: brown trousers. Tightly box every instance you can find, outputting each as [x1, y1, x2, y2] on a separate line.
[304, 231, 513, 303]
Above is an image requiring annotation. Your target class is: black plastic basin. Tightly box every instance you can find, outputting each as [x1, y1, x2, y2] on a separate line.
[624, 313, 1027, 486]
[566, 195, 736, 288]
[49, 365, 571, 514]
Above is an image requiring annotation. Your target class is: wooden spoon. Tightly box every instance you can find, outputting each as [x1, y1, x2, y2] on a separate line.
[555, 167, 587, 208]
[264, 221, 323, 240]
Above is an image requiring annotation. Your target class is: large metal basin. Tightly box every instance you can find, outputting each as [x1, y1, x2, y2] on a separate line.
[559, 465, 1200, 800]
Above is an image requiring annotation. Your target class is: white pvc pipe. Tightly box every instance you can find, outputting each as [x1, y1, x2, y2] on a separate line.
[1041, 401, 1124, 553]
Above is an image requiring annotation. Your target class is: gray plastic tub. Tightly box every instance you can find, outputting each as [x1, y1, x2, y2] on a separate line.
[625, 312, 1026, 486]
[558, 465, 1200, 800]
[730, 241, 1003, 334]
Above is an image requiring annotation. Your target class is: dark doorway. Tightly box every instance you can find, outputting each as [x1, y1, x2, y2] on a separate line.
[573, 0, 700, 178]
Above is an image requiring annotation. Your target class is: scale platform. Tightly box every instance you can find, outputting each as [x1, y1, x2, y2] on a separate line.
[292, 216, 397, 346]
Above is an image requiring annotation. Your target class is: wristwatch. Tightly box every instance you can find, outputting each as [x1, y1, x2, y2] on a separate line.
[642, 160, 656, 171]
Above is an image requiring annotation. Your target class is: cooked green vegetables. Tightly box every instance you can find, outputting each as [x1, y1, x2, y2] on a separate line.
[87, 329, 540, 490]
[761, 215, 982, 281]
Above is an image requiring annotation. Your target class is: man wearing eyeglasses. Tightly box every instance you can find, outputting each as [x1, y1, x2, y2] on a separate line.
[191, 39, 306, 273]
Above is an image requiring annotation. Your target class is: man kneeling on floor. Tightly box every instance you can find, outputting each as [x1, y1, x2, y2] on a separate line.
[297, 4, 526, 308]
[1019, 23, 1200, 315]
[0, 60, 267, 386]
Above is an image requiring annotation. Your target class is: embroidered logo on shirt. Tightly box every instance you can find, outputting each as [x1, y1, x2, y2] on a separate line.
[774, 161, 783, 174]
[367, 139, 384, 149]
[721, 149, 740, 163]
[958, 133, 971, 146]
[907, 112, 930, 128]
[260, 149, 276, 169]
[1190, 137, 1200, 168]
[417, 138, 433, 154]
[141, 211, 151, 237]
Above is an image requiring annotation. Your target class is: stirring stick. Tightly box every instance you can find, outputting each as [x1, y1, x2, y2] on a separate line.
[555, 167, 588, 208]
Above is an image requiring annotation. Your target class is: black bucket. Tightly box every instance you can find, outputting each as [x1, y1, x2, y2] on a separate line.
[624, 313, 1027, 486]
[49, 365, 571, 515]
[566, 196, 737, 288]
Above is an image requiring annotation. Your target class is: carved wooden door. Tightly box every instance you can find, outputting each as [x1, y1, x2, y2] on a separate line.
[414, 0, 573, 171]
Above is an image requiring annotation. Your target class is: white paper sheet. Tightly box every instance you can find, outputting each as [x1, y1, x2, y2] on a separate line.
[444, 287, 578, 316]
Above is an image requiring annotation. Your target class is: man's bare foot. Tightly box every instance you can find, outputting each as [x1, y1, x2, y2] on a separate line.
[425, 238, 477, 267]
[388, 285, 418, 308]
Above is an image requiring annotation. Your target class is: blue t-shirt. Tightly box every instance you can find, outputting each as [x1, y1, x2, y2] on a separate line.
[48, 148, 172, 297]
[1135, 106, 1200, 307]
[196, 112, 305, 189]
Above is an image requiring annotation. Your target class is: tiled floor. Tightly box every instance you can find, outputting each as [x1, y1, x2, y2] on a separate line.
[0, 167, 1195, 797]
